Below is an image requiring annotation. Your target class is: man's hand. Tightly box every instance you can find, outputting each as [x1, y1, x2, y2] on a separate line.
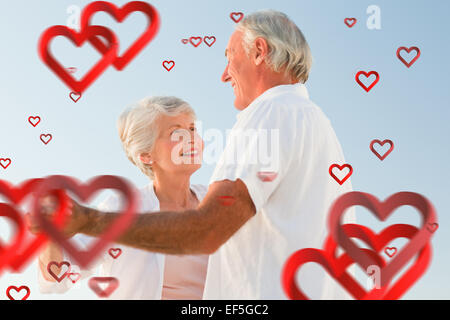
[25, 193, 89, 238]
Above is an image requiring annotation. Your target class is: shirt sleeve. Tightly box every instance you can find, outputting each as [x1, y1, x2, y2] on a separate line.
[37, 195, 119, 294]
[209, 101, 302, 212]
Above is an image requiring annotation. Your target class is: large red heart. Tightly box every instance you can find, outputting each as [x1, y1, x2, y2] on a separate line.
[328, 191, 436, 287]
[324, 224, 431, 300]
[0, 204, 26, 275]
[0, 179, 70, 272]
[282, 246, 384, 300]
[282, 223, 431, 300]
[38, 25, 118, 93]
[32, 175, 138, 268]
[80, 1, 160, 71]
[355, 71, 379, 92]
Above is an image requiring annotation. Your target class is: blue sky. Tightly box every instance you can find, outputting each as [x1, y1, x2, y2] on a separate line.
[0, 0, 449, 299]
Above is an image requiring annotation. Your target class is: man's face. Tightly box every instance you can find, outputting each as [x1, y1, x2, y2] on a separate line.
[222, 31, 257, 110]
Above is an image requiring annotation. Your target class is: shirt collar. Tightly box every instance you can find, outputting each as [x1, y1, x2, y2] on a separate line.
[236, 83, 309, 120]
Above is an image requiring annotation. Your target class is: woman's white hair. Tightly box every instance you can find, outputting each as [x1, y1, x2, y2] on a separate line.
[236, 10, 312, 83]
[117, 96, 196, 180]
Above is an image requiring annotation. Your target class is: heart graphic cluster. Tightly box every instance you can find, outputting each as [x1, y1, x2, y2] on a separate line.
[38, 1, 161, 94]
[0, 175, 138, 279]
[282, 191, 438, 300]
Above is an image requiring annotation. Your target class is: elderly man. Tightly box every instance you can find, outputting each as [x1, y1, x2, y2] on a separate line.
[37, 10, 353, 299]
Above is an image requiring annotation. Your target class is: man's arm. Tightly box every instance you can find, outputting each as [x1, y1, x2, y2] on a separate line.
[79, 179, 256, 255]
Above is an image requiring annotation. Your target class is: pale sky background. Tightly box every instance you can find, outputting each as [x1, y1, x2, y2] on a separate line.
[0, 0, 449, 299]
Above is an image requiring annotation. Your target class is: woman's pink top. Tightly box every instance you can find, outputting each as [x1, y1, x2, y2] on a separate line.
[161, 253, 209, 300]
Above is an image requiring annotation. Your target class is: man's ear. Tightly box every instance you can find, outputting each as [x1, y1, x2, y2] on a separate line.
[253, 37, 269, 66]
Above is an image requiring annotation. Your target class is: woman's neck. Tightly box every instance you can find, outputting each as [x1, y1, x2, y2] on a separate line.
[152, 172, 195, 208]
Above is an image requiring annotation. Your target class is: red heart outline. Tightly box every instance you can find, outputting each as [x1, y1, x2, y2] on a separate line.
[355, 71, 379, 92]
[230, 12, 244, 23]
[282, 223, 431, 300]
[32, 175, 138, 268]
[38, 25, 118, 93]
[70, 92, 81, 103]
[189, 36, 202, 48]
[88, 277, 119, 297]
[0, 179, 70, 272]
[203, 36, 216, 47]
[324, 224, 431, 300]
[370, 139, 394, 161]
[0, 204, 26, 275]
[68, 272, 81, 283]
[108, 247, 122, 259]
[47, 261, 71, 283]
[80, 1, 160, 71]
[40, 134, 52, 145]
[0, 158, 12, 169]
[328, 191, 436, 287]
[6, 285, 30, 300]
[329, 164, 353, 185]
[162, 60, 175, 71]
[396, 46, 420, 68]
[344, 18, 357, 28]
[28, 116, 41, 127]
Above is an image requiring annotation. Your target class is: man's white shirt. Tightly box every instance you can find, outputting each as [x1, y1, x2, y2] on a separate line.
[203, 83, 355, 299]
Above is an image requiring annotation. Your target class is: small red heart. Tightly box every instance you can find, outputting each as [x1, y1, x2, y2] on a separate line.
[40, 134, 53, 145]
[230, 12, 244, 23]
[396, 46, 420, 68]
[88, 277, 119, 298]
[370, 139, 394, 161]
[70, 91, 81, 102]
[28, 116, 41, 127]
[203, 36, 216, 47]
[0, 158, 11, 169]
[257, 171, 278, 182]
[47, 261, 71, 282]
[189, 36, 202, 47]
[108, 248, 122, 259]
[355, 71, 380, 92]
[427, 222, 438, 233]
[344, 18, 357, 28]
[68, 272, 81, 283]
[181, 39, 188, 44]
[6, 285, 30, 300]
[162, 60, 175, 71]
[329, 164, 353, 185]
[66, 67, 77, 74]
[384, 247, 397, 258]
[217, 196, 236, 207]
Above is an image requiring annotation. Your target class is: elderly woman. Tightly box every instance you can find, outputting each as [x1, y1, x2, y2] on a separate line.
[36, 96, 208, 299]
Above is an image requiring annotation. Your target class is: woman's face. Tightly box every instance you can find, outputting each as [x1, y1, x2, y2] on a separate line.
[146, 113, 203, 177]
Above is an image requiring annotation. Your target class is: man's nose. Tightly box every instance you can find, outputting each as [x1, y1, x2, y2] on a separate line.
[221, 64, 231, 83]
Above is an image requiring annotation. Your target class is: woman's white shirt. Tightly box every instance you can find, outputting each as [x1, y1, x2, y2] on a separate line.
[37, 182, 208, 299]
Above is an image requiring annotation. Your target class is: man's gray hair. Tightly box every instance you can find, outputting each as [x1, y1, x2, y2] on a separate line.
[236, 10, 312, 83]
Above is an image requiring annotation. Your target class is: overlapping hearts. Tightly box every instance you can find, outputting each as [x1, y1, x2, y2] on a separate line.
[0, 175, 139, 275]
[282, 191, 437, 300]
[38, 1, 161, 94]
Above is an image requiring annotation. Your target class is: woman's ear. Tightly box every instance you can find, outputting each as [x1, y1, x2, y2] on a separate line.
[139, 153, 153, 165]
[253, 37, 269, 66]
